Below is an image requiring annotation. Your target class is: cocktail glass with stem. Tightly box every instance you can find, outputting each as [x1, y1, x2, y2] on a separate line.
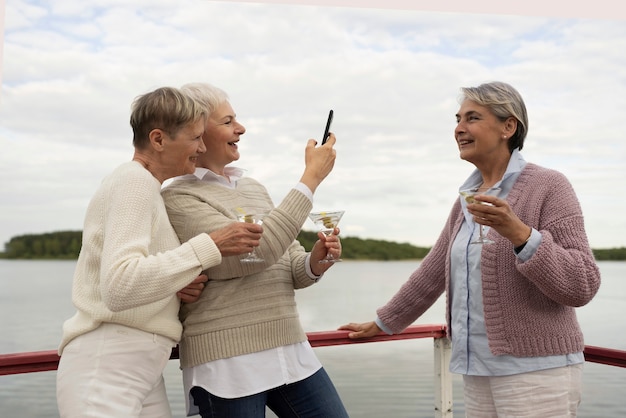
[308, 210, 344, 263]
[459, 187, 501, 244]
[233, 206, 270, 263]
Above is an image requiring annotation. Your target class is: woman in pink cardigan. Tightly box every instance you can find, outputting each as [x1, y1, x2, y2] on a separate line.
[340, 81, 601, 417]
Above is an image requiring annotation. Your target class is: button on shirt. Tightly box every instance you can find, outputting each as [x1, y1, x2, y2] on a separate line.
[181, 166, 322, 416]
[449, 149, 583, 376]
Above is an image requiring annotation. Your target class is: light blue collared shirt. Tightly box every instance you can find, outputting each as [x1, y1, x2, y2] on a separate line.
[449, 149, 583, 376]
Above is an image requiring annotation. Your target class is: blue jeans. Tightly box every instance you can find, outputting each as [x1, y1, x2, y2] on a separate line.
[190, 367, 349, 418]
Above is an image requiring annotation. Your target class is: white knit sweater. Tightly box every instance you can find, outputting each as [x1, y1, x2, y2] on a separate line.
[58, 161, 222, 355]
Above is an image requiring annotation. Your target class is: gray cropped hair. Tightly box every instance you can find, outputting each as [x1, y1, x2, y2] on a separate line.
[460, 81, 529, 152]
[130, 86, 206, 149]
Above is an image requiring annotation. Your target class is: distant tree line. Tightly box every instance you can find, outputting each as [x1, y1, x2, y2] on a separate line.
[1, 230, 431, 261]
[1, 231, 83, 259]
[591, 247, 626, 261]
[296, 230, 431, 260]
[1, 230, 625, 261]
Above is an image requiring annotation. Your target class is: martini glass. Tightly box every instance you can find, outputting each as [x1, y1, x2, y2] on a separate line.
[233, 206, 270, 263]
[459, 187, 501, 244]
[308, 210, 344, 263]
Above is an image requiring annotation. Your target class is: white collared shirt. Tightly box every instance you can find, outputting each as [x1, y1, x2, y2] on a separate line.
[182, 166, 322, 416]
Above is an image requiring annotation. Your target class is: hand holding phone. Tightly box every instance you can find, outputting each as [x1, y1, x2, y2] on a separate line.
[321, 109, 334, 145]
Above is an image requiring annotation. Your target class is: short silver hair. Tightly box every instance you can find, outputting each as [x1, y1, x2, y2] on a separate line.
[180, 82, 230, 115]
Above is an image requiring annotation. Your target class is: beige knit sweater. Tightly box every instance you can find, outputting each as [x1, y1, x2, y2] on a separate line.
[162, 176, 316, 368]
[58, 161, 221, 355]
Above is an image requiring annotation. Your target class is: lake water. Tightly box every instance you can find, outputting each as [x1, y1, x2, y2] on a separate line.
[0, 259, 624, 417]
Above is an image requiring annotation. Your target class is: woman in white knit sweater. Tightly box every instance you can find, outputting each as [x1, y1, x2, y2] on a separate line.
[56, 87, 264, 418]
[161, 82, 349, 418]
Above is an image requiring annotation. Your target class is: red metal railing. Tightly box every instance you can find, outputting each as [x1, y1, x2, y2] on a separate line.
[1, 324, 625, 376]
[583, 345, 626, 368]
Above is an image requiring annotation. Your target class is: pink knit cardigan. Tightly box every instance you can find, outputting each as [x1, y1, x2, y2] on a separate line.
[377, 163, 601, 357]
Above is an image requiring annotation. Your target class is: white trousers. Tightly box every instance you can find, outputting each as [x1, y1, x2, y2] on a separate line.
[463, 364, 584, 418]
[56, 323, 176, 418]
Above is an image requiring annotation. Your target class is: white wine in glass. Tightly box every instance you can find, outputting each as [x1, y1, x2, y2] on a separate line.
[308, 210, 344, 263]
[233, 206, 270, 263]
[459, 187, 501, 244]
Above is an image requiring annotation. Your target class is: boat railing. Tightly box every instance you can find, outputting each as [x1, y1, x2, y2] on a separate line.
[1, 324, 625, 418]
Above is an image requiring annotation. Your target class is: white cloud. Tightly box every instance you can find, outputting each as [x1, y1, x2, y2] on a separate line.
[1, 0, 625, 250]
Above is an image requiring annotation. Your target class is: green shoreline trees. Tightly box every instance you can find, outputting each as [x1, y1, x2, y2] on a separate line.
[1, 231, 82, 260]
[1, 230, 624, 261]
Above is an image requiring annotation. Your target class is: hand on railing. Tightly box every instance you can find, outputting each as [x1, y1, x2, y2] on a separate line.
[337, 321, 382, 339]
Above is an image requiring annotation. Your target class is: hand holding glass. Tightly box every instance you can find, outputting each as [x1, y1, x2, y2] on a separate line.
[233, 207, 269, 263]
[459, 187, 501, 244]
[308, 210, 344, 263]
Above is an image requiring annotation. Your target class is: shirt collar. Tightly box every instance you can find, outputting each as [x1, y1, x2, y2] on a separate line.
[193, 166, 246, 189]
[459, 148, 525, 191]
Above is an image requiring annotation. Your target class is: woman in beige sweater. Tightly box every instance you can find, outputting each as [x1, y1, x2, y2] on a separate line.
[162, 82, 349, 418]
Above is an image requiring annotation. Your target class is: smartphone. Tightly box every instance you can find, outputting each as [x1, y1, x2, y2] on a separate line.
[321, 109, 334, 145]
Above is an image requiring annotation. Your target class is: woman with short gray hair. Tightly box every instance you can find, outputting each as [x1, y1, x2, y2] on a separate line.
[341, 81, 600, 417]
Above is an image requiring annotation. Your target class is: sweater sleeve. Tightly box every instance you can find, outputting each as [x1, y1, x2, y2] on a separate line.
[512, 166, 601, 307]
[98, 166, 221, 312]
[286, 239, 316, 290]
[376, 204, 457, 333]
[162, 178, 313, 280]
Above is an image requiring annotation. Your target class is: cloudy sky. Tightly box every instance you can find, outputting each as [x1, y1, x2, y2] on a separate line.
[1, 0, 625, 252]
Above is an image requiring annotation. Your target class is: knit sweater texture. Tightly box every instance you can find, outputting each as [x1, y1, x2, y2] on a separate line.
[377, 163, 601, 357]
[162, 176, 316, 368]
[58, 161, 221, 355]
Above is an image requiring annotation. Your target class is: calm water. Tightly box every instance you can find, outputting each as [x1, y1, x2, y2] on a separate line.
[0, 259, 624, 417]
